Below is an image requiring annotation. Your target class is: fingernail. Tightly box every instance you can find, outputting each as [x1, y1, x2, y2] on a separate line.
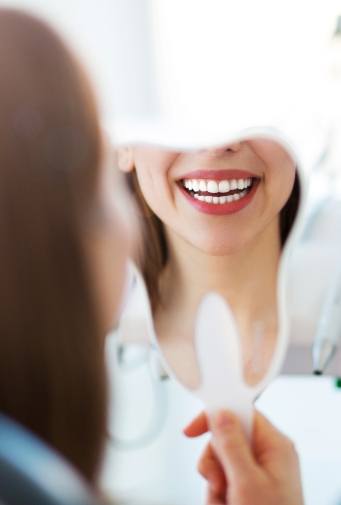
[211, 410, 235, 431]
[182, 421, 193, 436]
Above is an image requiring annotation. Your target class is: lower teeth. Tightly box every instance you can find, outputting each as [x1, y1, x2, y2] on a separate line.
[193, 189, 248, 204]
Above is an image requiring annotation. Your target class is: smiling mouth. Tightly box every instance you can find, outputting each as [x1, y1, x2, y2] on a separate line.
[180, 176, 259, 205]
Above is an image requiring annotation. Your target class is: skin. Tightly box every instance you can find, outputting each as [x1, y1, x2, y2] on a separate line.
[118, 140, 296, 388]
[184, 410, 305, 505]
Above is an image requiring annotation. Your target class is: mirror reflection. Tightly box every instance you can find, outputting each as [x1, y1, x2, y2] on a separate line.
[118, 137, 301, 388]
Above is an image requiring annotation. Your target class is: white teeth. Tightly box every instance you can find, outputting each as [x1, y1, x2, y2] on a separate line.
[183, 176, 254, 204]
[233, 190, 247, 201]
[192, 180, 200, 191]
[230, 179, 238, 190]
[218, 180, 230, 193]
[183, 177, 252, 194]
[194, 194, 205, 201]
[199, 180, 207, 192]
[207, 180, 218, 193]
[193, 190, 248, 204]
[183, 177, 253, 194]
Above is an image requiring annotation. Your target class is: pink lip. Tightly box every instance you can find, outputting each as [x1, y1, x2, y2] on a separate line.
[178, 169, 257, 181]
[179, 179, 260, 216]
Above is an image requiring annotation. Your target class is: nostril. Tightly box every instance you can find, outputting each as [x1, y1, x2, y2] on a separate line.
[226, 141, 242, 153]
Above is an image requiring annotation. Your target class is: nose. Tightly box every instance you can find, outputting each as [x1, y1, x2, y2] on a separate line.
[225, 141, 242, 153]
[200, 141, 243, 157]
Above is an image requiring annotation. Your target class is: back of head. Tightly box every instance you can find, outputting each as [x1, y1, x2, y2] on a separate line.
[0, 8, 106, 484]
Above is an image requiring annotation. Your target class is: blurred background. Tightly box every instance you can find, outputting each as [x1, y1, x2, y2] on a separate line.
[0, 0, 339, 151]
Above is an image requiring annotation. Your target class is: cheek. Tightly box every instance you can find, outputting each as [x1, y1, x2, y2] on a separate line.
[249, 140, 296, 211]
[135, 167, 159, 203]
[134, 158, 177, 219]
[268, 163, 296, 215]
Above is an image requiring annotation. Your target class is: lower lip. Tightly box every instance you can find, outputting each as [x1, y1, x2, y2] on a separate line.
[178, 181, 259, 215]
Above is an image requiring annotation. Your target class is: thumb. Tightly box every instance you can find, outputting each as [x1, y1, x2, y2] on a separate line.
[210, 410, 257, 482]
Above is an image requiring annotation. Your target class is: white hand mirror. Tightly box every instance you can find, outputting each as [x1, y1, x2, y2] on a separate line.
[118, 130, 306, 432]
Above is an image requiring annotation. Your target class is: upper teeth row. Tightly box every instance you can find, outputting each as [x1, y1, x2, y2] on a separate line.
[183, 178, 252, 193]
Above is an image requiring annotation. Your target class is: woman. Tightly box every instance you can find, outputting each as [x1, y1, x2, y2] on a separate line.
[117, 140, 300, 387]
[0, 8, 304, 505]
[0, 8, 130, 485]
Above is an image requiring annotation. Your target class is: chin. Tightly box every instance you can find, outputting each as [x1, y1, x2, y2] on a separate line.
[188, 235, 248, 257]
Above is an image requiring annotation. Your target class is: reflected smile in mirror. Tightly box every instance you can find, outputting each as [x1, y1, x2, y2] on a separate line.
[178, 169, 260, 215]
[118, 137, 300, 390]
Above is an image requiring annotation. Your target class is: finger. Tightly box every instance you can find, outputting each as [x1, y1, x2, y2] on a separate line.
[210, 410, 257, 481]
[253, 410, 299, 470]
[198, 442, 227, 496]
[253, 410, 295, 456]
[183, 411, 208, 437]
[253, 410, 285, 446]
[206, 484, 226, 505]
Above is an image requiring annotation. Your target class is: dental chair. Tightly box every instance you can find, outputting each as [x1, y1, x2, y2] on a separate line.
[0, 414, 97, 505]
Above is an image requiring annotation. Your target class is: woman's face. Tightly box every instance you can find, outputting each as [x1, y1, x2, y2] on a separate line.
[119, 139, 296, 255]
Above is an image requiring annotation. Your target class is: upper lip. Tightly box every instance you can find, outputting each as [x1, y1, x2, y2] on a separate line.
[177, 169, 260, 181]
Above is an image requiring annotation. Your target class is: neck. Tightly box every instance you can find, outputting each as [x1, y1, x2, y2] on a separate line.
[154, 218, 282, 388]
[158, 218, 281, 334]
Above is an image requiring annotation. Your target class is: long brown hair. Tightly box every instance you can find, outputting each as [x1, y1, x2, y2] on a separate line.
[0, 9, 106, 484]
[127, 169, 300, 311]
